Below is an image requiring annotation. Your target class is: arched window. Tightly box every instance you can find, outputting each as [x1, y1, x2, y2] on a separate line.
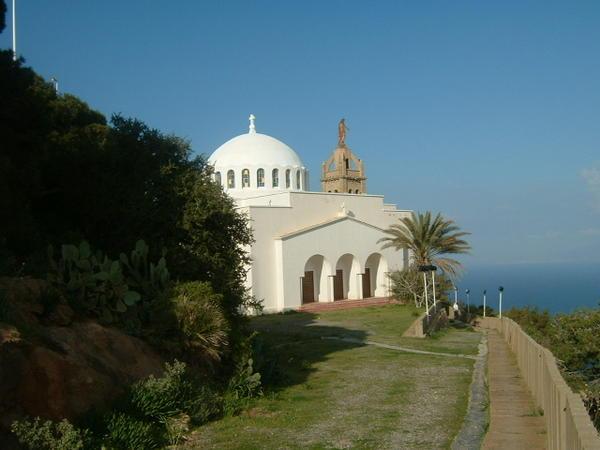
[227, 170, 235, 188]
[242, 169, 250, 188]
[272, 168, 279, 187]
[215, 171, 222, 186]
[355, 189, 359, 194]
[285, 169, 291, 188]
[296, 171, 301, 189]
[257, 168, 265, 187]
[348, 189, 352, 193]
[334, 190, 338, 193]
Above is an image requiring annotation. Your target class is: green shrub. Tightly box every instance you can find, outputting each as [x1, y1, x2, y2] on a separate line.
[223, 357, 262, 415]
[103, 412, 162, 450]
[170, 281, 229, 362]
[130, 360, 190, 419]
[505, 306, 552, 346]
[551, 309, 600, 382]
[47, 240, 169, 324]
[11, 418, 92, 450]
[252, 333, 283, 387]
[583, 380, 600, 430]
[507, 306, 600, 432]
[129, 359, 221, 426]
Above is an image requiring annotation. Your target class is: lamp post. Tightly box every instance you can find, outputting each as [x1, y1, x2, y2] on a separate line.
[483, 289, 487, 318]
[498, 286, 504, 318]
[465, 289, 470, 314]
[453, 285, 458, 307]
[431, 265, 438, 307]
[12, 0, 17, 61]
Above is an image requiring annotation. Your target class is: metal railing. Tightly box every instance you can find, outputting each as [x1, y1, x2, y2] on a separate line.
[479, 317, 600, 449]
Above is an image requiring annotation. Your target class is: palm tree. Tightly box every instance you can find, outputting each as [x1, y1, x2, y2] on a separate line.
[378, 211, 471, 277]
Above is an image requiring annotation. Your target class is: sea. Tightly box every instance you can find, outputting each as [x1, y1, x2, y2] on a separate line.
[457, 262, 600, 314]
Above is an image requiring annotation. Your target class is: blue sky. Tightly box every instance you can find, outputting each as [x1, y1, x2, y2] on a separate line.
[2, 1, 600, 267]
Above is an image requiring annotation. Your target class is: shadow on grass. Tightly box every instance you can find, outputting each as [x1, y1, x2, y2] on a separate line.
[250, 312, 368, 392]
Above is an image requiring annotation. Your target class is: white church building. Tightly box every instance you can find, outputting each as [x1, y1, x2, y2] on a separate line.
[208, 116, 411, 313]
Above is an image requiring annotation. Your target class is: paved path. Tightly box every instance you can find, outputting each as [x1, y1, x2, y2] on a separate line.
[482, 330, 546, 449]
[322, 336, 477, 360]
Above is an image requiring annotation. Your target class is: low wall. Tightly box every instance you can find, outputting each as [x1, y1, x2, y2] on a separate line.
[402, 305, 448, 338]
[478, 317, 600, 450]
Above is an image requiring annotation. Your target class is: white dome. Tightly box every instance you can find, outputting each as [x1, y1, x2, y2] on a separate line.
[208, 116, 309, 199]
[208, 132, 304, 168]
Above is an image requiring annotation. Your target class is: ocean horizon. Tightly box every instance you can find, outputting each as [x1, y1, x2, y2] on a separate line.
[457, 262, 600, 314]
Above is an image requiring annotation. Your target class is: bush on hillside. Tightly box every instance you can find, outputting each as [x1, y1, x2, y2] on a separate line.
[0, 49, 252, 340]
[129, 359, 221, 425]
[11, 418, 93, 450]
[507, 306, 600, 431]
[103, 412, 162, 450]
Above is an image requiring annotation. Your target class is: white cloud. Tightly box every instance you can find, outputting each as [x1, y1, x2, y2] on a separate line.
[581, 166, 600, 211]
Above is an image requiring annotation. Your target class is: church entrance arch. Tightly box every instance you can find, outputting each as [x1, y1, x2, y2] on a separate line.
[334, 254, 360, 300]
[303, 255, 332, 303]
[365, 253, 389, 297]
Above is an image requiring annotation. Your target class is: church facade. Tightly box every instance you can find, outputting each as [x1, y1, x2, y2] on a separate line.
[208, 116, 410, 312]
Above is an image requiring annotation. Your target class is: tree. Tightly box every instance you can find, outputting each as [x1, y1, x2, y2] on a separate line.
[378, 211, 471, 277]
[0, 52, 252, 333]
[389, 266, 454, 307]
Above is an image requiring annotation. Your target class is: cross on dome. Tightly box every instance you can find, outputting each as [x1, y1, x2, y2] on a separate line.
[249, 114, 256, 134]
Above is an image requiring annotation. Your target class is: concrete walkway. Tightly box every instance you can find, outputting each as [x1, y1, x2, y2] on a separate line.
[321, 336, 477, 360]
[482, 330, 546, 449]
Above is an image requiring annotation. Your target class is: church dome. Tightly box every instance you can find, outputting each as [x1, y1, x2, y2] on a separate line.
[208, 115, 309, 198]
[209, 132, 303, 168]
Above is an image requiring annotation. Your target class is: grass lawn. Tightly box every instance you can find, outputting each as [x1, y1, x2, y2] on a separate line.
[184, 305, 481, 450]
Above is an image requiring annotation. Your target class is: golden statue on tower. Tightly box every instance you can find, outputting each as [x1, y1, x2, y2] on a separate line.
[338, 118, 348, 146]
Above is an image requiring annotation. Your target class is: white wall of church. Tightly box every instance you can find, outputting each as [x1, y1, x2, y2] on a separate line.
[275, 219, 405, 310]
[242, 191, 411, 312]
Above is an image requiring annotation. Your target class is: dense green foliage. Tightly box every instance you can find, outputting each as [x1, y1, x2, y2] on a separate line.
[169, 281, 229, 362]
[12, 358, 263, 449]
[47, 240, 169, 325]
[506, 306, 600, 430]
[1, 29, 261, 446]
[0, 50, 252, 325]
[379, 211, 471, 277]
[11, 418, 93, 450]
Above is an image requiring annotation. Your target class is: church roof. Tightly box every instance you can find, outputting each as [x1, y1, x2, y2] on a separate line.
[277, 215, 385, 240]
[208, 115, 304, 169]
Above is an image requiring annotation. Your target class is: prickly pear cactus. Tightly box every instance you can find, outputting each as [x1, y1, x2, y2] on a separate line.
[47, 239, 168, 324]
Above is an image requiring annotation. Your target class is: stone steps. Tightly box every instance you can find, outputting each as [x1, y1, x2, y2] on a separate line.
[298, 297, 397, 312]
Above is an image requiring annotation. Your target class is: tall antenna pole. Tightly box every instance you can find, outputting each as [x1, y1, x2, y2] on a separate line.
[12, 0, 17, 61]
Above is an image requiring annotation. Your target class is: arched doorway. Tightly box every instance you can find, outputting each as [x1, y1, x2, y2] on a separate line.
[365, 253, 389, 298]
[334, 254, 360, 300]
[303, 255, 332, 303]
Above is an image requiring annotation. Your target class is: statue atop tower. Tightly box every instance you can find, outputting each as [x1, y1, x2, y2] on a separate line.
[338, 118, 348, 146]
[322, 119, 367, 194]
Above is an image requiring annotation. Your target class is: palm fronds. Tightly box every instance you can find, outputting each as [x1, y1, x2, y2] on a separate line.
[378, 211, 471, 277]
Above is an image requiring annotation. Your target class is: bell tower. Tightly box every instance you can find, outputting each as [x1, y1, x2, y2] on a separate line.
[321, 119, 367, 194]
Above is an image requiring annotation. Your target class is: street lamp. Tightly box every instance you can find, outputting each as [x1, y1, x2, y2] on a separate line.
[13, 0, 17, 61]
[465, 289, 470, 314]
[453, 285, 458, 307]
[498, 286, 504, 318]
[430, 265, 438, 307]
[483, 289, 487, 318]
